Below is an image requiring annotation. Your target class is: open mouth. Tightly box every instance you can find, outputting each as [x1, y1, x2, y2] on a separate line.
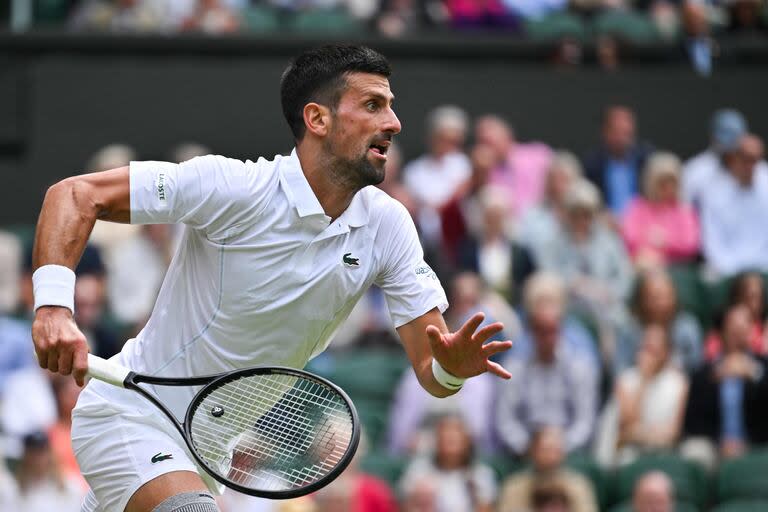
[368, 141, 390, 157]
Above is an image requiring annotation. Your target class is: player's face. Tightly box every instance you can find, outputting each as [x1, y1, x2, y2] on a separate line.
[324, 72, 401, 188]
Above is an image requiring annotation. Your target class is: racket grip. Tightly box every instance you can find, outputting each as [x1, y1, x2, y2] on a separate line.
[86, 354, 131, 388]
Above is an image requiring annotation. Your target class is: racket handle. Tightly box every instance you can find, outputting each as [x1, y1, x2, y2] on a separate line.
[87, 353, 131, 388]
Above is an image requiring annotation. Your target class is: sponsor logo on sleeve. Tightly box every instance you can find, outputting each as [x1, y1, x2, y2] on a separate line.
[415, 263, 438, 281]
[155, 172, 167, 203]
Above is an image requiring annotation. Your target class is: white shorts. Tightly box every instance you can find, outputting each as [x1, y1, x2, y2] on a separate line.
[71, 379, 222, 512]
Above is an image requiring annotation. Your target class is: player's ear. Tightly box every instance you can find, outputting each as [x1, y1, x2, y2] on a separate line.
[303, 102, 331, 138]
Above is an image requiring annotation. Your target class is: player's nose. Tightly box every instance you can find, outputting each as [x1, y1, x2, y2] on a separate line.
[383, 108, 402, 135]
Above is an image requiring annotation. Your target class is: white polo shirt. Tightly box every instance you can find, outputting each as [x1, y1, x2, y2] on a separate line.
[112, 149, 446, 416]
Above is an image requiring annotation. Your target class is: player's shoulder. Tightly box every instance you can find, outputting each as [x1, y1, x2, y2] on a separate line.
[358, 185, 411, 224]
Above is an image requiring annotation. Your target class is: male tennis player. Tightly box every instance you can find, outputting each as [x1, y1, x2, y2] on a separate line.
[31, 45, 512, 512]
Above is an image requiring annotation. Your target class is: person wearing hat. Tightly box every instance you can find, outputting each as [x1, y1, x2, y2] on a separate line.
[681, 108, 761, 209]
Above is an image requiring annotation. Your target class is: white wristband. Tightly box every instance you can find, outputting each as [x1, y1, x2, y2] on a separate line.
[32, 264, 76, 314]
[432, 359, 466, 391]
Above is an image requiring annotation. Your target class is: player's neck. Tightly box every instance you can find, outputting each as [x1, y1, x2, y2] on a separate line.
[296, 145, 357, 222]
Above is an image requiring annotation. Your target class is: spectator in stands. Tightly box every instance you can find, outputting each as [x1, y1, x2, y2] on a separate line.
[529, 479, 575, 512]
[399, 415, 498, 512]
[616, 269, 703, 373]
[475, 115, 552, 218]
[726, 0, 768, 36]
[705, 272, 768, 361]
[612, 324, 689, 465]
[505, 272, 600, 371]
[0, 231, 36, 392]
[376, 0, 439, 37]
[496, 274, 599, 455]
[181, 0, 240, 34]
[69, 0, 167, 33]
[401, 477, 437, 512]
[47, 375, 85, 489]
[312, 437, 398, 512]
[582, 106, 653, 217]
[456, 186, 537, 304]
[518, 151, 583, 267]
[682, 109, 749, 209]
[537, 179, 633, 362]
[441, 144, 496, 266]
[0, 230, 21, 314]
[10, 431, 84, 512]
[497, 426, 597, 512]
[621, 152, 700, 268]
[700, 133, 768, 277]
[681, 0, 715, 76]
[444, 0, 520, 30]
[387, 272, 514, 456]
[631, 471, 674, 512]
[684, 304, 768, 461]
[74, 247, 122, 357]
[445, 272, 520, 343]
[403, 105, 471, 246]
[106, 224, 174, 330]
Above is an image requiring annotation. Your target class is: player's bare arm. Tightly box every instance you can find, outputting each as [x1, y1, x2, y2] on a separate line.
[397, 307, 513, 398]
[31, 166, 130, 386]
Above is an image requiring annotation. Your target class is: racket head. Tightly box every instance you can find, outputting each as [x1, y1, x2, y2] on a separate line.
[183, 366, 360, 499]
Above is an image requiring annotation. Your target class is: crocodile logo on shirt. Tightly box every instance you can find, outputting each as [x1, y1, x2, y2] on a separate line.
[343, 253, 359, 266]
[151, 452, 174, 464]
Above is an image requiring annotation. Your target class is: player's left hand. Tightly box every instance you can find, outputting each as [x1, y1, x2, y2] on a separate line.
[426, 312, 513, 380]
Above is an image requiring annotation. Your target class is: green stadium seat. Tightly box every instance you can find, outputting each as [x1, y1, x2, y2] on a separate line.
[717, 451, 768, 503]
[482, 454, 525, 481]
[566, 453, 610, 511]
[711, 500, 768, 512]
[592, 10, 660, 45]
[359, 451, 408, 486]
[310, 349, 409, 446]
[665, 263, 707, 326]
[608, 500, 698, 512]
[614, 454, 708, 509]
[241, 6, 281, 34]
[524, 12, 588, 43]
[290, 9, 362, 34]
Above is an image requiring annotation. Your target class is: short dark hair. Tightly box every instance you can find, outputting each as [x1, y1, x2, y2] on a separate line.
[280, 45, 392, 140]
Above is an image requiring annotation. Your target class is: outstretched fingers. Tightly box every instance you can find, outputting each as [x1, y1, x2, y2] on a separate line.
[482, 340, 513, 358]
[486, 360, 512, 379]
[471, 322, 505, 344]
[457, 312, 485, 339]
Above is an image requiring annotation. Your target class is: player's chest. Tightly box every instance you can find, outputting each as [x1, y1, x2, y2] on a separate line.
[218, 226, 377, 310]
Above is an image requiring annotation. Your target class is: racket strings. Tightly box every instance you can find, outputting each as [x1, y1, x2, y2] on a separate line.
[189, 372, 354, 492]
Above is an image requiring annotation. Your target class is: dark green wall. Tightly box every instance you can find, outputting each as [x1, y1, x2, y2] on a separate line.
[1, 34, 767, 223]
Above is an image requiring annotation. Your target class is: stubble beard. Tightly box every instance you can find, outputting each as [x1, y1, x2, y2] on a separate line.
[322, 139, 385, 192]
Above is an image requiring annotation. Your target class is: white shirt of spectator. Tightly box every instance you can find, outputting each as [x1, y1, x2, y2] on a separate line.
[682, 148, 768, 208]
[119, 150, 447, 418]
[699, 163, 768, 276]
[403, 151, 471, 208]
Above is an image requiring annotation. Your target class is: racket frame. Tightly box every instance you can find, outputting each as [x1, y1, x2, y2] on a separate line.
[114, 364, 360, 499]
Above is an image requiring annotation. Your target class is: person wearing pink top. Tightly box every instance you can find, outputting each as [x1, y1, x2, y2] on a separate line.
[622, 152, 700, 268]
[475, 115, 552, 217]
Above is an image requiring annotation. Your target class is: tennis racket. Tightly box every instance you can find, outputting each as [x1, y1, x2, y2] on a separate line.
[83, 353, 360, 499]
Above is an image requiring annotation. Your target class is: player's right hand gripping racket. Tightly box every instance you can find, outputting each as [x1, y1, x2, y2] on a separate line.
[84, 353, 360, 499]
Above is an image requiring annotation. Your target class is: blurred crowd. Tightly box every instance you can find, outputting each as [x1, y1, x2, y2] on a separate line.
[4, 0, 766, 72]
[1, 104, 768, 512]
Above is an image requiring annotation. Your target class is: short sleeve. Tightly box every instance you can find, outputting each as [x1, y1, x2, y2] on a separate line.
[129, 155, 262, 240]
[375, 202, 448, 328]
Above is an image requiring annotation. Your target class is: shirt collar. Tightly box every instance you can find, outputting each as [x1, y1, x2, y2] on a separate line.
[280, 148, 370, 228]
[280, 149, 326, 218]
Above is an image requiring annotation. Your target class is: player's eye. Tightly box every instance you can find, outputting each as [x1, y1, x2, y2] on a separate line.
[365, 101, 378, 112]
